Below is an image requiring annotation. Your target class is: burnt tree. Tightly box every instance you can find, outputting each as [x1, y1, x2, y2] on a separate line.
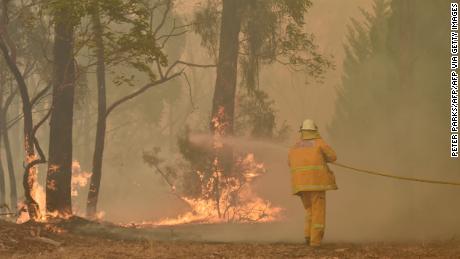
[86, 4, 107, 218]
[0, 81, 6, 210]
[209, 0, 243, 215]
[211, 0, 242, 135]
[0, 2, 48, 218]
[85, 0, 205, 218]
[0, 38, 45, 220]
[46, 7, 76, 216]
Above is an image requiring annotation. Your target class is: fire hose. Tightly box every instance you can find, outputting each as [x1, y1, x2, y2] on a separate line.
[330, 162, 460, 186]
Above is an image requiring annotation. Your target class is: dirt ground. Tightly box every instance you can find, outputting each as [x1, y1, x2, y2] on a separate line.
[1, 218, 460, 259]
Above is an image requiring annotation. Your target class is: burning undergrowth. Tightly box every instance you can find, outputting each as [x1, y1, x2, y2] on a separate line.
[16, 161, 94, 223]
[141, 109, 283, 227]
[143, 150, 282, 226]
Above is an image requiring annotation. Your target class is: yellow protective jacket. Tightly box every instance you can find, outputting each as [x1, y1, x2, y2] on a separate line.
[288, 136, 338, 195]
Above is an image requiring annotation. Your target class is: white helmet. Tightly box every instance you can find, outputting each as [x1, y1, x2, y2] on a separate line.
[299, 119, 317, 131]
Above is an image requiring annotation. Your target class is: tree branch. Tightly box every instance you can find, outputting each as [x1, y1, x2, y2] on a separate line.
[105, 71, 182, 118]
[1, 85, 17, 115]
[153, 0, 171, 38]
[30, 83, 51, 107]
[32, 108, 52, 136]
[156, 59, 164, 79]
[165, 60, 215, 78]
[0, 0, 15, 63]
[182, 72, 196, 110]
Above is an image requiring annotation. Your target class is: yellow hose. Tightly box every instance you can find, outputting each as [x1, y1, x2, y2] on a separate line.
[331, 162, 460, 186]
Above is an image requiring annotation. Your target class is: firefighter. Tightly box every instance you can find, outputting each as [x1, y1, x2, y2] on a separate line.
[288, 119, 337, 247]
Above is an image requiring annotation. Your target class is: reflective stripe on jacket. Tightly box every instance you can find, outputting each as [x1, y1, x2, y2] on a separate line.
[288, 137, 338, 194]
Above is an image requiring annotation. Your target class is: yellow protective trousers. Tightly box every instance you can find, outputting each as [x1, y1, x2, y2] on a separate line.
[299, 191, 326, 246]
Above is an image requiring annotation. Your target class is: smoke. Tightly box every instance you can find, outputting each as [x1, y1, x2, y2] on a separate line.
[183, 133, 460, 243]
[71, 0, 460, 244]
[88, 130, 459, 243]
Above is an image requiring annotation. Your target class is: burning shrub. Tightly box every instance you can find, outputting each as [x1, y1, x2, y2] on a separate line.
[142, 128, 282, 225]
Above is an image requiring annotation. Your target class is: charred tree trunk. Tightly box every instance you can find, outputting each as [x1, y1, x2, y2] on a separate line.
[86, 6, 107, 219]
[0, 85, 6, 210]
[211, 0, 242, 135]
[1, 0, 36, 216]
[0, 40, 41, 220]
[0, 152, 5, 212]
[209, 0, 242, 217]
[2, 119, 16, 210]
[0, 72, 18, 211]
[0, 78, 16, 211]
[46, 9, 76, 216]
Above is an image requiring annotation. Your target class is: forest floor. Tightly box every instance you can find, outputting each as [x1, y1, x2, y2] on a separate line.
[1, 218, 460, 259]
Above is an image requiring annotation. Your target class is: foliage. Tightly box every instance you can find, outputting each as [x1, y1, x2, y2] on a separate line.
[236, 89, 290, 140]
[144, 128, 271, 222]
[91, 0, 167, 82]
[176, 127, 216, 198]
[2, 1, 53, 81]
[193, 0, 220, 60]
[44, 0, 89, 25]
[194, 0, 331, 83]
[329, 0, 454, 171]
[242, 0, 331, 82]
[193, 0, 329, 140]
[329, 0, 393, 148]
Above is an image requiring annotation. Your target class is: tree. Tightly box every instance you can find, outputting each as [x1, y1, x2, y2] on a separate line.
[171, 0, 332, 218]
[328, 0, 393, 147]
[85, 1, 107, 219]
[210, 0, 242, 136]
[0, 80, 6, 211]
[195, 0, 331, 138]
[0, 0, 53, 219]
[207, 0, 242, 180]
[1, 0, 201, 219]
[0, 14, 49, 220]
[329, 0, 457, 214]
[0, 73, 17, 211]
[85, 0, 211, 218]
[45, 0, 80, 216]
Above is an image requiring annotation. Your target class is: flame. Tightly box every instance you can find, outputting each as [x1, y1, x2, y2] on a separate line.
[211, 106, 227, 149]
[96, 211, 106, 221]
[46, 210, 72, 220]
[134, 107, 283, 227]
[71, 160, 93, 217]
[17, 160, 92, 222]
[154, 194, 282, 226]
[32, 180, 46, 219]
[71, 160, 92, 197]
[153, 153, 282, 226]
[16, 158, 47, 223]
[16, 201, 29, 224]
[45, 223, 67, 234]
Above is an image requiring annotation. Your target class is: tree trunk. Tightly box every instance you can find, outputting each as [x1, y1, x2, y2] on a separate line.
[46, 9, 76, 216]
[86, 6, 107, 219]
[0, 85, 6, 210]
[0, 73, 18, 211]
[209, 0, 242, 217]
[168, 101, 175, 152]
[0, 37, 42, 220]
[211, 0, 242, 135]
[0, 149, 6, 212]
[2, 120, 16, 210]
